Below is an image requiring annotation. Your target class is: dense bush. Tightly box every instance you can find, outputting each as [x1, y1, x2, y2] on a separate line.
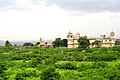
[55, 62, 77, 70]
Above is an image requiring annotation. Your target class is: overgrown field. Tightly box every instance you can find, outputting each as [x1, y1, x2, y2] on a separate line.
[1, 46, 120, 80]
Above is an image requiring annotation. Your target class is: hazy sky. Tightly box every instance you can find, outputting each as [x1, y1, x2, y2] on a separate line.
[0, 0, 120, 41]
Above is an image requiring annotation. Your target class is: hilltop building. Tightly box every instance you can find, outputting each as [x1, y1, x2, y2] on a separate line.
[67, 31, 80, 48]
[67, 31, 116, 48]
[34, 38, 53, 48]
[89, 31, 116, 48]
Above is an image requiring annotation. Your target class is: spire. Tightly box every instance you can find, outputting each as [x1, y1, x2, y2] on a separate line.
[40, 37, 42, 43]
[68, 29, 72, 34]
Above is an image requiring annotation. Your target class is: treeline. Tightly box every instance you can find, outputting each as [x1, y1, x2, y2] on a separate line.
[52, 38, 67, 47]
[3, 36, 90, 48]
[4, 37, 120, 48]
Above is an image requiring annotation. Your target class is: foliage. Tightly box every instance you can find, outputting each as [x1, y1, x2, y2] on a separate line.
[61, 39, 67, 47]
[40, 67, 61, 80]
[52, 38, 62, 48]
[55, 62, 77, 70]
[5, 40, 12, 47]
[23, 42, 33, 46]
[52, 38, 67, 47]
[15, 73, 25, 80]
[115, 39, 120, 45]
[0, 46, 120, 79]
[92, 40, 101, 48]
[0, 61, 7, 78]
[78, 36, 90, 49]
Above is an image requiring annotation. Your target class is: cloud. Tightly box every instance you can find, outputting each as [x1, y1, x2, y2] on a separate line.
[0, 0, 16, 10]
[43, 0, 120, 12]
[0, 0, 15, 6]
[1, 0, 120, 12]
[0, 0, 120, 41]
[0, 0, 50, 11]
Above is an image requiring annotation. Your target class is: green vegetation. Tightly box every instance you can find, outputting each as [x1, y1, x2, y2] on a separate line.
[5, 40, 12, 47]
[92, 40, 101, 48]
[78, 36, 90, 49]
[115, 39, 120, 45]
[1, 46, 120, 80]
[52, 38, 67, 48]
[23, 42, 33, 46]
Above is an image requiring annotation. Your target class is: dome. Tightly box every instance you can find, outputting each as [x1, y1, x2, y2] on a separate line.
[76, 32, 80, 35]
[67, 31, 73, 38]
[110, 31, 115, 37]
[67, 31, 73, 35]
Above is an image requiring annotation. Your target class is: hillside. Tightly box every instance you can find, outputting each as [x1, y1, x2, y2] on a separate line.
[0, 46, 120, 80]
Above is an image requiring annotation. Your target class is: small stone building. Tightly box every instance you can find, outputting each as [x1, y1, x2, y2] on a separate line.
[34, 38, 53, 48]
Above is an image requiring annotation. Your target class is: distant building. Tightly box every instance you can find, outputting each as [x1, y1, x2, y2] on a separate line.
[89, 31, 116, 48]
[67, 31, 80, 48]
[34, 38, 53, 48]
[67, 31, 116, 48]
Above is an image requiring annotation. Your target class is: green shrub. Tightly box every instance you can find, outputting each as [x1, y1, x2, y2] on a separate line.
[55, 62, 77, 70]
[15, 73, 25, 80]
[40, 67, 61, 80]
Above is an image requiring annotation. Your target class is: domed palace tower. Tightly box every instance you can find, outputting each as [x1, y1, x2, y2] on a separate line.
[110, 31, 115, 38]
[67, 31, 74, 48]
[73, 33, 80, 48]
[67, 31, 80, 48]
[109, 31, 116, 47]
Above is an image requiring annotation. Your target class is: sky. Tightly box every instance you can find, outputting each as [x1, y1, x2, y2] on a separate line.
[0, 0, 120, 41]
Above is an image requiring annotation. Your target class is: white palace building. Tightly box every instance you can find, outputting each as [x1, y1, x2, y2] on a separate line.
[67, 31, 116, 48]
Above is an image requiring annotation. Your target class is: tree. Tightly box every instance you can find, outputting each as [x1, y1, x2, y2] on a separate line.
[14, 44, 17, 46]
[36, 42, 40, 45]
[52, 38, 68, 48]
[115, 39, 120, 45]
[61, 39, 67, 47]
[52, 38, 61, 48]
[23, 42, 33, 46]
[92, 40, 101, 48]
[78, 36, 90, 49]
[5, 40, 12, 47]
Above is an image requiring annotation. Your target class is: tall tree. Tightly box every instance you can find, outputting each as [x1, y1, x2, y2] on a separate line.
[52, 38, 61, 48]
[92, 40, 101, 48]
[61, 39, 67, 47]
[23, 42, 33, 46]
[115, 39, 120, 45]
[78, 36, 90, 49]
[5, 40, 12, 47]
